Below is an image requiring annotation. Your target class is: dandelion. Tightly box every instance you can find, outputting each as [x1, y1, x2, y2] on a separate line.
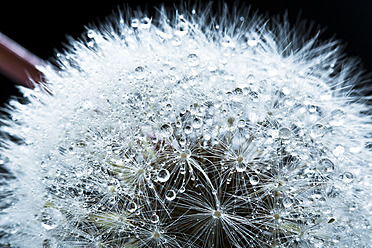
[0, 2, 371, 248]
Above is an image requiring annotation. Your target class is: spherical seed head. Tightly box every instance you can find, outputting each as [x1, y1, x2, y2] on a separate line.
[1, 3, 372, 248]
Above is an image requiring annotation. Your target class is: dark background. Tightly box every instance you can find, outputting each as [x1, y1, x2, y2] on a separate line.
[0, 0, 372, 107]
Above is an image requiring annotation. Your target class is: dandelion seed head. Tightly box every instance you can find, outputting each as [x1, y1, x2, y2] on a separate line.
[1, 2, 372, 248]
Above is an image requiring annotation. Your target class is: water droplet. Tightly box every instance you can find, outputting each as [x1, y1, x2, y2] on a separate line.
[318, 158, 335, 175]
[333, 145, 345, 157]
[171, 35, 182, 46]
[150, 213, 159, 223]
[249, 175, 259, 185]
[310, 123, 325, 138]
[330, 109, 344, 126]
[87, 29, 96, 39]
[157, 169, 170, 183]
[165, 190, 176, 201]
[160, 124, 173, 137]
[175, 22, 189, 36]
[192, 118, 203, 129]
[140, 17, 151, 29]
[179, 185, 186, 193]
[184, 125, 193, 135]
[41, 222, 57, 230]
[341, 172, 354, 183]
[282, 197, 293, 208]
[131, 18, 140, 28]
[187, 54, 200, 67]
[134, 66, 146, 79]
[247, 39, 258, 47]
[279, 127, 291, 139]
[237, 119, 246, 128]
[127, 202, 137, 213]
[235, 159, 246, 172]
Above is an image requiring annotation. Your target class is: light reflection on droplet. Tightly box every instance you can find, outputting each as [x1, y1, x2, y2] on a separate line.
[165, 190, 176, 201]
[157, 169, 170, 183]
[187, 54, 200, 67]
[249, 175, 259, 185]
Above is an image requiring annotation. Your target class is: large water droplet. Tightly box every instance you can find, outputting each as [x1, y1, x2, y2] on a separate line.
[41, 222, 57, 230]
[134, 66, 146, 79]
[279, 127, 291, 139]
[187, 54, 200, 67]
[150, 213, 159, 223]
[235, 156, 246, 172]
[87, 29, 96, 39]
[140, 17, 151, 29]
[157, 169, 170, 183]
[310, 123, 325, 138]
[165, 190, 176, 201]
[131, 18, 140, 28]
[249, 175, 259, 185]
[160, 124, 173, 137]
[237, 119, 246, 128]
[127, 202, 137, 213]
[184, 125, 193, 135]
[175, 22, 189, 36]
[333, 145, 345, 157]
[341, 172, 354, 183]
[192, 118, 203, 129]
[318, 158, 335, 175]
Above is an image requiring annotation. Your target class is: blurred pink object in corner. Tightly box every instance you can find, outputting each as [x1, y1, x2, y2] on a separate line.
[0, 32, 44, 88]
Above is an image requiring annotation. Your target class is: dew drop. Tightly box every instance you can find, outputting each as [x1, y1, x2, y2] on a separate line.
[41, 222, 57, 230]
[282, 197, 293, 208]
[171, 35, 182, 46]
[160, 124, 173, 137]
[87, 29, 96, 39]
[247, 39, 258, 47]
[187, 54, 200, 67]
[127, 202, 137, 213]
[318, 158, 335, 174]
[237, 119, 246, 128]
[134, 66, 146, 79]
[165, 190, 177, 201]
[131, 18, 140, 28]
[249, 175, 260, 185]
[333, 145, 345, 157]
[278, 127, 291, 139]
[236, 161, 246, 172]
[150, 213, 159, 223]
[175, 22, 189, 36]
[140, 17, 151, 29]
[157, 169, 170, 183]
[179, 185, 186, 193]
[310, 123, 325, 138]
[192, 117, 203, 129]
[341, 172, 354, 183]
[184, 125, 193, 135]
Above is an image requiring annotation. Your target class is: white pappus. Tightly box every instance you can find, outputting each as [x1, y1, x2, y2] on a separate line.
[0, 2, 371, 248]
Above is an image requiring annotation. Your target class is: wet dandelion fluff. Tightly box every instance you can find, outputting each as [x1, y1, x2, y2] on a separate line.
[1, 3, 372, 248]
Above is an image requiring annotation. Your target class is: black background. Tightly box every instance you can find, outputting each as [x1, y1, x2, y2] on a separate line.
[0, 0, 372, 107]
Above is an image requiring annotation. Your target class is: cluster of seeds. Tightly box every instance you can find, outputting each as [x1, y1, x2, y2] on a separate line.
[1, 4, 371, 248]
